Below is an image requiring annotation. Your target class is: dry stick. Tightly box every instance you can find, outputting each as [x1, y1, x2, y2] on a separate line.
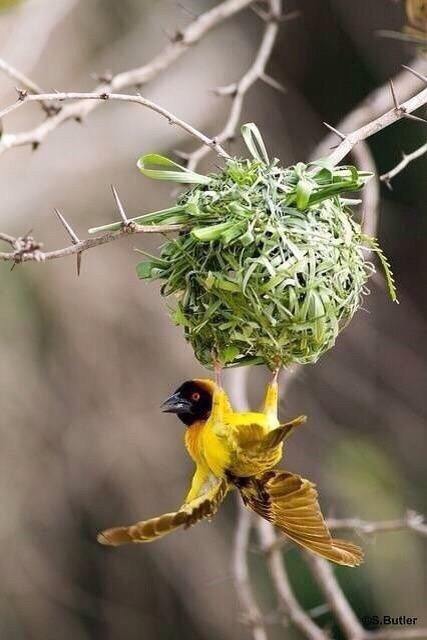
[257, 519, 328, 640]
[0, 0, 255, 154]
[326, 512, 427, 537]
[324, 78, 427, 167]
[0, 92, 228, 157]
[264, 511, 427, 555]
[230, 367, 269, 640]
[304, 554, 364, 640]
[312, 56, 427, 162]
[380, 141, 427, 185]
[0, 58, 62, 117]
[0, 219, 183, 264]
[0, 58, 45, 95]
[233, 503, 268, 640]
[186, 0, 283, 170]
[0, 231, 17, 245]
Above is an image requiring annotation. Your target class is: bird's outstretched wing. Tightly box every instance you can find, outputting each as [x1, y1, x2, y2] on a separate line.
[98, 476, 229, 546]
[237, 470, 363, 566]
[261, 415, 307, 449]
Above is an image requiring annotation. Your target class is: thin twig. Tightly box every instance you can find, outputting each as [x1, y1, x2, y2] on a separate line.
[0, 219, 183, 265]
[0, 231, 17, 246]
[186, 0, 283, 170]
[0, 0, 255, 155]
[327, 512, 427, 537]
[0, 58, 45, 95]
[305, 554, 364, 640]
[380, 141, 427, 185]
[0, 91, 228, 157]
[0, 57, 61, 117]
[323, 75, 427, 167]
[312, 56, 427, 162]
[257, 519, 328, 640]
[233, 503, 268, 640]
[265, 511, 427, 554]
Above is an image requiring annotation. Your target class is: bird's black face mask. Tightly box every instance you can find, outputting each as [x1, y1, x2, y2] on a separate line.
[161, 381, 213, 426]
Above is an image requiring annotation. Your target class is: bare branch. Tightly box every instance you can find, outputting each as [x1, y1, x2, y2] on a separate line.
[380, 142, 427, 185]
[186, 0, 283, 170]
[327, 511, 427, 537]
[312, 56, 427, 162]
[0, 57, 61, 117]
[0, 232, 17, 246]
[0, 0, 255, 155]
[305, 554, 364, 640]
[323, 75, 427, 167]
[257, 519, 328, 640]
[233, 503, 268, 640]
[0, 58, 45, 96]
[351, 141, 380, 238]
[0, 91, 228, 158]
[0, 208, 183, 267]
[266, 511, 427, 554]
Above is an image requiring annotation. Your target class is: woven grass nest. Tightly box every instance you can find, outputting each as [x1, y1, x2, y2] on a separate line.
[100, 124, 396, 370]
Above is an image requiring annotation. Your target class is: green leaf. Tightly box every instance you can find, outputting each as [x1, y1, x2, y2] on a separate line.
[192, 221, 234, 242]
[137, 153, 211, 184]
[362, 235, 398, 303]
[219, 345, 240, 363]
[88, 205, 188, 234]
[296, 180, 314, 209]
[241, 123, 269, 164]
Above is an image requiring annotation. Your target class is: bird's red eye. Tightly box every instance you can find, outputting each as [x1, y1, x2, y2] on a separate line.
[191, 392, 200, 402]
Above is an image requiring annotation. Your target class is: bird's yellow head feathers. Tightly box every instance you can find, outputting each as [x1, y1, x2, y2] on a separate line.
[161, 379, 216, 426]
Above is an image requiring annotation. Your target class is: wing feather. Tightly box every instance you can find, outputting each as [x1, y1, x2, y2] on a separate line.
[262, 415, 307, 449]
[98, 477, 229, 546]
[238, 470, 363, 567]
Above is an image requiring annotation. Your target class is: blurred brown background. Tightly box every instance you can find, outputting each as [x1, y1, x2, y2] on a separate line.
[0, 1, 426, 639]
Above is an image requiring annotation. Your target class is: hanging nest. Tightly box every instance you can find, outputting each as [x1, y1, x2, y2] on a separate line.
[91, 124, 396, 370]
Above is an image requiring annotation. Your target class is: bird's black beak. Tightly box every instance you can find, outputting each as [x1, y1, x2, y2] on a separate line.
[161, 392, 193, 414]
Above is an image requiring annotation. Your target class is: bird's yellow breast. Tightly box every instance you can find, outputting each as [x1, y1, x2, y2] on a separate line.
[185, 420, 230, 477]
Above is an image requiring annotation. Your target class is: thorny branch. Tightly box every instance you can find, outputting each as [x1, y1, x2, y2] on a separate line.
[380, 141, 427, 186]
[0, 91, 228, 157]
[320, 70, 427, 168]
[0, 0, 282, 272]
[185, 0, 285, 171]
[0, 0, 255, 155]
[1, 67, 427, 270]
[0, 187, 182, 273]
[313, 56, 427, 161]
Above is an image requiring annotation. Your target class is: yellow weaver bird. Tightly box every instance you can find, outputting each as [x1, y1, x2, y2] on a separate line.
[98, 378, 363, 566]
